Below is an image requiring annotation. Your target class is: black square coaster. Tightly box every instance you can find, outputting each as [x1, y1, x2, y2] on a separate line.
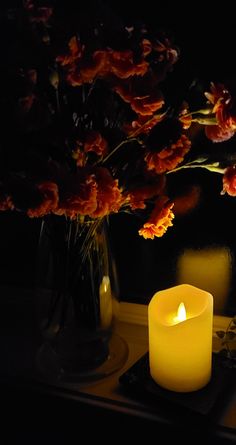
[119, 352, 236, 416]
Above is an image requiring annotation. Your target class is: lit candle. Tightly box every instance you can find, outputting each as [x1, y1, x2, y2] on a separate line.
[148, 284, 213, 392]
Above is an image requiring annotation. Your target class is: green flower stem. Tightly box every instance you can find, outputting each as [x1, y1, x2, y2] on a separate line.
[59, 219, 73, 329]
[223, 318, 236, 360]
[80, 218, 103, 266]
[191, 117, 218, 125]
[181, 108, 213, 117]
[102, 137, 141, 164]
[55, 88, 60, 113]
[38, 220, 63, 330]
[129, 110, 168, 138]
[167, 162, 225, 175]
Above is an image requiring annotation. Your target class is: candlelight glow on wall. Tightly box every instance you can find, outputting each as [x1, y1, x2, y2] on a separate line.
[148, 284, 213, 392]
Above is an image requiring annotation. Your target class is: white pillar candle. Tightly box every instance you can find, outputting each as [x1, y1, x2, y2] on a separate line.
[148, 284, 213, 392]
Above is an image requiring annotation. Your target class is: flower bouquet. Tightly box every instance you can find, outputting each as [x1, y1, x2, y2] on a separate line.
[1, 1, 236, 381]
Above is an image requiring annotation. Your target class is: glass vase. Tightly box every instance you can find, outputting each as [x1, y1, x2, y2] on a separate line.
[35, 215, 128, 383]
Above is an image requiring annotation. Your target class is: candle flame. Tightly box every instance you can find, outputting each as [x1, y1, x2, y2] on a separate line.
[176, 302, 186, 322]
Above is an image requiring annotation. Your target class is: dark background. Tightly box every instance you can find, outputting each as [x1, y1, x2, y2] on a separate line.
[1, 5, 236, 443]
[1, 0, 236, 314]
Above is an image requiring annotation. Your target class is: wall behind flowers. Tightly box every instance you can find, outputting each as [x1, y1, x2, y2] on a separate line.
[109, 170, 236, 315]
[102, 0, 236, 315]
[1, 1, 236, 316]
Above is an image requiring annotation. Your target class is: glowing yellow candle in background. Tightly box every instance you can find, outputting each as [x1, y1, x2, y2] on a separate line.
[99, 276, 113, 329]
[176, 247, 232, 314]
[148, 284, 213, 392]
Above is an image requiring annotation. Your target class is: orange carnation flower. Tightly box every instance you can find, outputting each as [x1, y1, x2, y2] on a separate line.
[27, 182, 59, 217]
[57, 172, 98, 219]
[145, 134, 191, 174]
[205, 83, 236, 142]
[222, 166, 236, 196]
[139, 196, 174, 239]
[114, 81, 164, 116]
[90, 167, 123, 217]
[84, 131, 108, 157]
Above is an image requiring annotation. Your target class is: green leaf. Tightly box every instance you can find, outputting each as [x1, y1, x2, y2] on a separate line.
[225, 331, 236, 341]
[216, 330, 225, 339]
[218, 348, 229, 357]
[229, 349, 236, 359]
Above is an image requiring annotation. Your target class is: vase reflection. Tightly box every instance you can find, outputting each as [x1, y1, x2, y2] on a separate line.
[35, 215, 128, 383]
